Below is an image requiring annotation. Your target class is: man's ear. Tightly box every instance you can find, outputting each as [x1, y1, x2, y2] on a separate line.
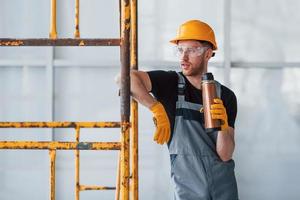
[204, 48, 213, 61]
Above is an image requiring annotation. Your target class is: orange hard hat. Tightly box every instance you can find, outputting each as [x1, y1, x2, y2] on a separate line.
[170, 20, 218, 50]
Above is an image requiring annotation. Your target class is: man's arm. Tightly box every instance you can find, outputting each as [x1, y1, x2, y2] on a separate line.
[115, 70, 171, 144]
[210, 98, 235, 162]
[129, 70, 157, 108]
[216, 127, 235, 162]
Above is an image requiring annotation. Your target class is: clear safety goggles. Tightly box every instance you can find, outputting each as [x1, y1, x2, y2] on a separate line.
[174, 46, 208, 58]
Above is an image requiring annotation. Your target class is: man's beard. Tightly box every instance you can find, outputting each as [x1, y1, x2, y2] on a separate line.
[182, 61, 205, 77]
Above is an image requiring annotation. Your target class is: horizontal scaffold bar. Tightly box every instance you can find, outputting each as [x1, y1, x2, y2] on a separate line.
[0, 38, 120, 46]
[0, 122, 123, 128]
[0, 141, 121, 150]
[79, 185, 116, 191]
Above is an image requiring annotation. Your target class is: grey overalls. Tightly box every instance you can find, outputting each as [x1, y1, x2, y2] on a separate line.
[168, 73, 238, 200]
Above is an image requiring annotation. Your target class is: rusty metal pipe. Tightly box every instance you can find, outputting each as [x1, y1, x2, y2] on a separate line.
[0, 121, 122, 128]
[0, 38, 121, 47]
[74, 0, 80, 38]
[80, 185, 116, 191]
[130, 0, 138, 199]
[120, 124, 130, 200]
[130, 101, 138, 200]
[130, 0, 138, 71]
[49, 150, 56, 200]
[49, 0, 58, 39]
[115, 151, 121, 200]
[75, 127, 80, 200]
[0, 141, 121, 150]
[120, 0, 131, 122]
[120, 0, 131, 199]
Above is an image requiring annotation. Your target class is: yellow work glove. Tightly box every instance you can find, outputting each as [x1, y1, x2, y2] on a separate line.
[150, 101, 171, 145]
[210, 98, 229, 131]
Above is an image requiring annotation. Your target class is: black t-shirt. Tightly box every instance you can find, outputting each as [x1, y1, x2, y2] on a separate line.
[147, 70, 237, 133]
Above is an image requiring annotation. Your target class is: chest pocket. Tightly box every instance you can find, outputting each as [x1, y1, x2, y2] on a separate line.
[176, 107, 205, 124]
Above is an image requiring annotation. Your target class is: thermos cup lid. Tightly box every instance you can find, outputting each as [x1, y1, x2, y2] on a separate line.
[202, 72, 214, 81]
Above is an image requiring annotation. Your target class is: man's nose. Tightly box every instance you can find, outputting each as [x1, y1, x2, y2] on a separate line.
[180, 51, 189, 60]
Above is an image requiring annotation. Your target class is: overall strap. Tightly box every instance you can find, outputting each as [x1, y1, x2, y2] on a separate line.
[176, 72, 222, 103]
[176, 72, 186, 96]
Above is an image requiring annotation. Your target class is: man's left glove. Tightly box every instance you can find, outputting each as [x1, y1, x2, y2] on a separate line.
[150, 101, 171, 145]
[210, 98, 229, 131]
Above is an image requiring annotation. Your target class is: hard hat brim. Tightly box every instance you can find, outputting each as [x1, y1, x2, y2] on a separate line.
[170, 37, 217, 51]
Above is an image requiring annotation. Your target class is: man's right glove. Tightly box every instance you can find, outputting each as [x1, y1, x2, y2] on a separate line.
[210, 98, 229, 131]
[150, 101, 171, 145]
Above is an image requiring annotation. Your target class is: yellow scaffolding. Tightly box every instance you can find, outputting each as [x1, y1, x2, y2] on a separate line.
[0, 0, 138, 199]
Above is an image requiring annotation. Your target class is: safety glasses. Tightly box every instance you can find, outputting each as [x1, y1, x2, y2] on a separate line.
[174, 46, 208, 58]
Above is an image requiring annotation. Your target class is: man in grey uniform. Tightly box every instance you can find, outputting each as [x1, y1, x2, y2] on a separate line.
[129, 20, 238, 200]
